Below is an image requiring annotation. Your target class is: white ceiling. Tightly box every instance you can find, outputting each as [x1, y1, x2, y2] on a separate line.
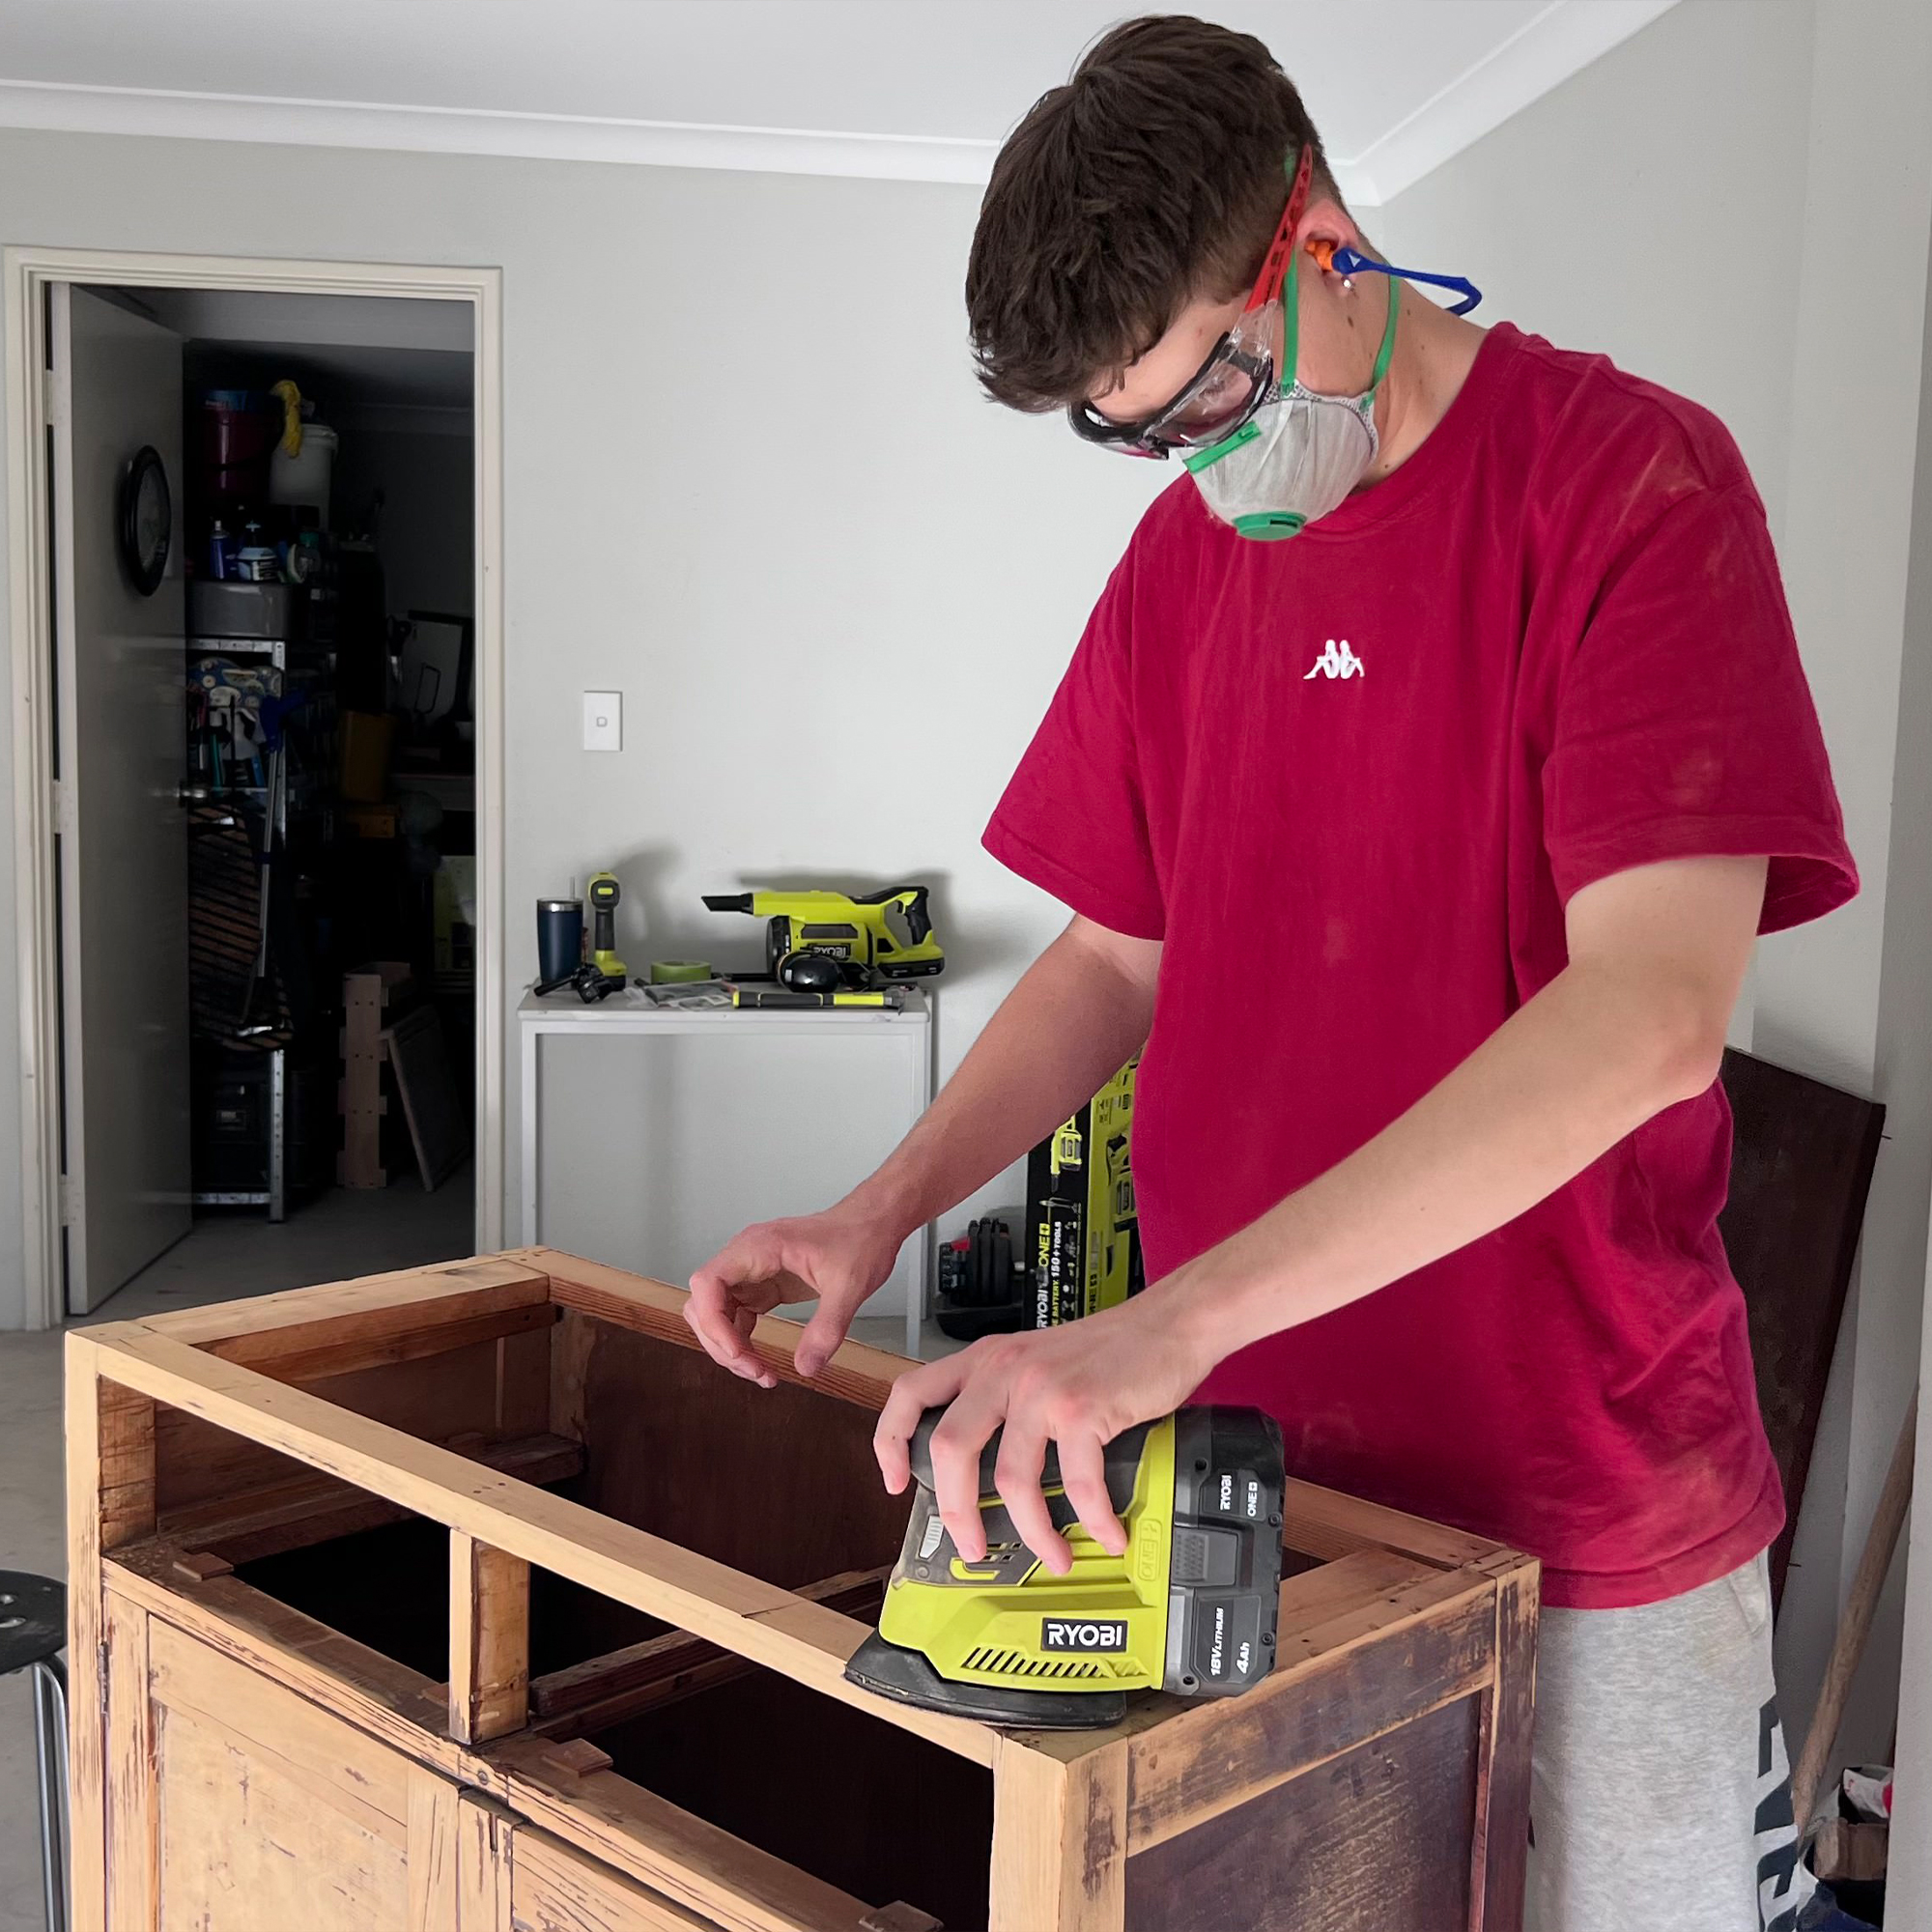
[0, 0, 1680, 206]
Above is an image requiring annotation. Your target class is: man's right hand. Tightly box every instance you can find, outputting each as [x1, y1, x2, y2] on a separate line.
[685, 1205, 905, 1386]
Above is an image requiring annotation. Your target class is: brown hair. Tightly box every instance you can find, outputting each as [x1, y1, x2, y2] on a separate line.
[965, 14, 1335, 413]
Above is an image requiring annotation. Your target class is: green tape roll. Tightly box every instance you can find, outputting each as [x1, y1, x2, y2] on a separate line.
[650, 959, 713, 984]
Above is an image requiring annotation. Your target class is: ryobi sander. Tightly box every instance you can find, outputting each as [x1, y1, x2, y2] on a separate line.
[846, 1405, 1286, 1727]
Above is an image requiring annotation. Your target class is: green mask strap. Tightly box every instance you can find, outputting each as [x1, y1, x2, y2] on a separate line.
[1290, 245, 1400, 403]
[1366, 265, 1399, 394]
[1281, 245, 1301, 392]
[1182, 251, 1401, 490]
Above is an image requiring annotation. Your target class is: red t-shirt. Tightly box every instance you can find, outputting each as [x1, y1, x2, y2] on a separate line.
[983, 323, 1857, 1609]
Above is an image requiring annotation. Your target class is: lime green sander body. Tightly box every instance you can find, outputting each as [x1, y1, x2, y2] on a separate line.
[846, 1405, 1287, 1728]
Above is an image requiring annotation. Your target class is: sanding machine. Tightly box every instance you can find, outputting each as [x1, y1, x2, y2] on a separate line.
[846, 1405, 1287, 1727]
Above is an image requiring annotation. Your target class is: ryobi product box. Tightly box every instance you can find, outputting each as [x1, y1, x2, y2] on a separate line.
[1029, 1058, 1144, 1327]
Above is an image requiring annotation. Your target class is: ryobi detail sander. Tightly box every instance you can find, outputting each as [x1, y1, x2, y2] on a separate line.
[702, 887, 945, 981]
[846, 1405, 1286, 1727]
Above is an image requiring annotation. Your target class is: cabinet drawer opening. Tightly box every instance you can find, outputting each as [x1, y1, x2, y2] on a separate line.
[547, 1655, 996, 1932]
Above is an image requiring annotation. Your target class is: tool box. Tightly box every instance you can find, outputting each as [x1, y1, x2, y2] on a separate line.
[1028, 1057, 1144, 1327]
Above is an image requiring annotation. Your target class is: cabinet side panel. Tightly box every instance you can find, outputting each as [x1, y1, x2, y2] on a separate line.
[1469, 1564, 1538, 1931]
[104, 1589, 156, 1932]
[68, 1341, 156, 1932]
[1122, 1693, 1482, 1932]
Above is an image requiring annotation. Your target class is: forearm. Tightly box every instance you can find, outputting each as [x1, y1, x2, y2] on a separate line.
[844, 918, 1156, 1237]
[1166, 955, 1727, 1359]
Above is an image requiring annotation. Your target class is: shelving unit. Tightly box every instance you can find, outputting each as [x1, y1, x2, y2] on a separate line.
[185, 619, 333, 1223]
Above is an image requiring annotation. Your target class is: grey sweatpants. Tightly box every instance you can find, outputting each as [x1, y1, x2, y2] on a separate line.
[1526, 1552, 1817, 1932]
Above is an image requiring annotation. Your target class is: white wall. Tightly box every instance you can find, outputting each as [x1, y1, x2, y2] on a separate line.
[0, 124, 1166, 1336]
[1382, 0, 1932, 1820]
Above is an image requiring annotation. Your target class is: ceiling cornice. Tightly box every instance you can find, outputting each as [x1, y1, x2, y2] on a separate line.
[1335, 0, 1680, 204]
[0, 77, 1003, 186]
[0, 2, 1682, 209]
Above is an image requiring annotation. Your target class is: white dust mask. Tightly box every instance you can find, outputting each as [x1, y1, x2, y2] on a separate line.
[1184, 251, 1399, 541]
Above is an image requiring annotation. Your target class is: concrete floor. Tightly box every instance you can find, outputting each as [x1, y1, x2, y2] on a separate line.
[0, 1170, 474, 1932]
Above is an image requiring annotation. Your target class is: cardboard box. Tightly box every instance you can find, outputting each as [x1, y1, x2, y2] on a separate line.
[1028, 1057, 1143, 1327]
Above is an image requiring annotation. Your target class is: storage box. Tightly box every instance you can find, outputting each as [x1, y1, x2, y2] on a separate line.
[1028, 1059, 1143, 1326]
[69, 1248, 1537, 1932]
[187, 577, 309, 642]
[337, 962, 412, 1187]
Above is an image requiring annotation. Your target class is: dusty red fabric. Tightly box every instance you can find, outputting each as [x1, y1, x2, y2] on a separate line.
[984, 324, 1857, 1607]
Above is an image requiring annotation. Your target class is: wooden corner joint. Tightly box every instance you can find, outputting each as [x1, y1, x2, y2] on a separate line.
[170, 1550, 233, 1583]
[535, 1738, 612, 1783]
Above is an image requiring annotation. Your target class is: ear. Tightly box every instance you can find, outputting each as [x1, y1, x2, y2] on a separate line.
[1299, 199, 1370, 290]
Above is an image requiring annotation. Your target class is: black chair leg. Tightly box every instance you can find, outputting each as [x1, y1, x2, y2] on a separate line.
[30, 1656, 67, 1932]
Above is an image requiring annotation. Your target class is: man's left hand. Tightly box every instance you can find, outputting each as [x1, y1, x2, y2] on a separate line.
[873, 1285, 1216, 1574]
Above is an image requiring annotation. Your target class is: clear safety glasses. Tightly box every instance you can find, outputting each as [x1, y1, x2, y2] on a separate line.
[1067, 147, 1314, 462]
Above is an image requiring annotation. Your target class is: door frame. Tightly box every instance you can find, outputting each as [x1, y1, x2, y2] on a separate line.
[5, 246, 507, 1329]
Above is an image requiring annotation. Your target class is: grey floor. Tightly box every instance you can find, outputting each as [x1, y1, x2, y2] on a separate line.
[0, 1170, 475, 1932]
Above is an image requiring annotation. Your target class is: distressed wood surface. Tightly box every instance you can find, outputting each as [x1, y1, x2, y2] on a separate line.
[158, 1431, 582, 1565]
[139, 1254, 551, 1348]
[103, 1590, 156, 1932]
[66, 1335, 156, 1931]
[1467, 1558, 1539, 1930]
[989, 1737, 1129, 1932]
[1124, 1574, 1497, 1854]
[1276, 1479, 1504, 1570]
[477, 1736, 878, 1932]
[564, 1321, 907, 1609]
[107, 1548, 460, 1772]
[149, 1619, 418, 1926]
[457, 1794, 514, 1931]
[1123, 1692, 1484, 1932]
[92, 1322, 997, 1767]
[514, 1247, 911, 1410]
[450, 1532, 531, 1745]
[512, 1823, 715, 1931]
[564, 1659, 991, 1930]
[549, 1304, 598, 1444]
[77, 1250, 1542, 1932]
[531, 1567, 887, 1733]
[408, 1767, 461, 1929]
[212, 1296, 558, 1384]
[154, 1334, 542, 1517]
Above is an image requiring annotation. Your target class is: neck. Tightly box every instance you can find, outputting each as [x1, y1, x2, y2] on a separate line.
[1363, 283, 1487, 485]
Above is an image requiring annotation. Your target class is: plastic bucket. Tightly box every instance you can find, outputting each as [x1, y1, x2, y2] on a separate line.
[270, 423, 339, 528]
[201, 397, 280, 504]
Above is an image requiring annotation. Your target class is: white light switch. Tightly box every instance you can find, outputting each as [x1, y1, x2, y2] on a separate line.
[582, 691, 622, 752]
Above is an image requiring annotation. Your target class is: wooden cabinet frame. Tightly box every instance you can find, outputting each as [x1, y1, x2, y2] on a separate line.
[69, 1247, 1539, 1931]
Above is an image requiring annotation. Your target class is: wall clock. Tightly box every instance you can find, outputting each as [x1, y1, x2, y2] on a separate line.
[119, 444, 171, 596]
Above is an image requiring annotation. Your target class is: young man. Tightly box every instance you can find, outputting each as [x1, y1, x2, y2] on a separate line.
[686, 18, 1855, 1929]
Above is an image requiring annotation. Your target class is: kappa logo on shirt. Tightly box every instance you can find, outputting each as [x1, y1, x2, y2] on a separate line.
[1304, 639, 1364, 680]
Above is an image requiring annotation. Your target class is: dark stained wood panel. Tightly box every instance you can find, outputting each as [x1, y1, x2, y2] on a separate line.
[1719, 1049, 1885, 1603]
[1123, 1691, 1482, 1931]
[549, 1319, 911, 1664]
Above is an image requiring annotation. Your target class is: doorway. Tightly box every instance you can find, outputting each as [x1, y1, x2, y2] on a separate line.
[5, 250, 505, 1328]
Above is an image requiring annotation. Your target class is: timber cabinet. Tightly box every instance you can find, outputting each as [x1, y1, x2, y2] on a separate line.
[68, 1248, 1538, 1931]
